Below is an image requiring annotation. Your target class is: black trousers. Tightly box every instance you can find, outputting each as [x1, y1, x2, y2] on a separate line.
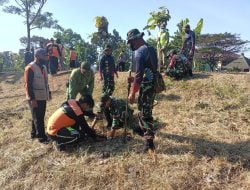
[49, 127, 80, 147]
[69, 60, 76, 68]
[118, 62, 125, 71]
[29, 100, 47, 141]
[49, 56, 59, 74]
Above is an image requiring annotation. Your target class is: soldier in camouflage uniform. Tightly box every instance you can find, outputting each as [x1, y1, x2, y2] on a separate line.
[99, 45, 118, 96]
[98, 95, 134, 138]
[181, 24, 195, 76]
[126, 29, 158, 152]
[166, 49, 189, 79]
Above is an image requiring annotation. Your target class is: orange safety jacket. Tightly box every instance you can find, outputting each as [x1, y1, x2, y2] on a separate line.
[47, 43, 61, 58]
[47, 100, 84, 136]
[70, 50, 77, 61]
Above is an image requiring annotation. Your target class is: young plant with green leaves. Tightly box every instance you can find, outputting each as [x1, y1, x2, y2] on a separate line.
[143, 6, 171, 31]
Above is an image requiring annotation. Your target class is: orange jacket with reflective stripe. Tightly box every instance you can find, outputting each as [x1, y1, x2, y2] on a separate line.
[47, 100, 83, 136]
[47, 43, 60, 58]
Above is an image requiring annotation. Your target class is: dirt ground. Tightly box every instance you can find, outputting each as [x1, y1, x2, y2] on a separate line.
[0, 71, 250, 190]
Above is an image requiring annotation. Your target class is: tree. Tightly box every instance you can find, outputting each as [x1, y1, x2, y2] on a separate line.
[0, 53, 3, 72]
[146, 38, 157, 50]
[91, 17, 131, 69]
[20, 35, 47, 48]
[0, 0, 61, 50]
[143, 6, 171, 31]
[196, 33, 249, 71]
[53, 28, 98, 67]
[90, 16, 110, 51]
[12, 53, 23, 71]
[95, 16, 109, 35]
[75, 41, 98, 65]
[54, 28, 83, 48]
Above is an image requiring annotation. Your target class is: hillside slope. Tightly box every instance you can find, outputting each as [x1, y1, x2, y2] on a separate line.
[0, 72, 250, 190]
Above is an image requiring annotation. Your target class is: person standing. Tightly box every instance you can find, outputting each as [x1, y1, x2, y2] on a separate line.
[46, 38, 62, 75]
[157, 23, 169, 71]
[24, 47, 33, 66]
[56, 38, 65, 70]
[24, 48, 51, 143]
[99, 44, 118, 96]
[126, 29, 158, 152]
[181, 24, 196, 76]
[69, 47, 77, 69]
[117, 51, 126, 71]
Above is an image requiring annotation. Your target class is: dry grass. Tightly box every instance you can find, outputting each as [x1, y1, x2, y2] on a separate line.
[0, 71, 250, 190]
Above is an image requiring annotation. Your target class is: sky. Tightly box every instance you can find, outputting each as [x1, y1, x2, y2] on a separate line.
[0, 0, 250, 56]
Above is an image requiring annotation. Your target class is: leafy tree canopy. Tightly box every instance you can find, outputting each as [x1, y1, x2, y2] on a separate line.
[144, 6, 171, 31]
[0, 0, 61, 49]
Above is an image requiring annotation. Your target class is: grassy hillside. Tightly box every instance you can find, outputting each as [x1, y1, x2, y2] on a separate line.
[0, 71, 250, 190]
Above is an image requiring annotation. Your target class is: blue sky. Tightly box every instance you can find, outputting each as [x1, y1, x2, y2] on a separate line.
[0, 0, 250, 56]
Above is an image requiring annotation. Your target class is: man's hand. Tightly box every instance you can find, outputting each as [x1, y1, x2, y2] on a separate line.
[96, 112, 103, 120]
[30, 100, 38, 108]
[128, 93, 135, 104]
[189, 50, 194, 57]
[127, 76, 134, 83]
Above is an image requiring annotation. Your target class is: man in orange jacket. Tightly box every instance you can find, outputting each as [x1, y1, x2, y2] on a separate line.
[46, 38, 62, 75]
[69, 47, 77, 69]
[47, 95, 105, 151]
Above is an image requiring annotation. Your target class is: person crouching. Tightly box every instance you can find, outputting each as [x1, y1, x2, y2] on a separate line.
[47, 95, 105, 151]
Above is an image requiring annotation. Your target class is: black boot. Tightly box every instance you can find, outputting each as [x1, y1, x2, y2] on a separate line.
[104, 108, 112, 129]
[189, 69, 193, 77]
[143, 139, 155, 153]
[53, 141, 66, 151]
[133, 127, 144, 137]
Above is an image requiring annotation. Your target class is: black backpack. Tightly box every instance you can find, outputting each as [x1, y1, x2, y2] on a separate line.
[147, 46, 166, 93]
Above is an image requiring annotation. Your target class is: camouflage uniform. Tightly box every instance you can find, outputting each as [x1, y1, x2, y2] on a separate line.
[103, 75, 115, 96]
[132, 46, 157, 140]
[166, 54, 189, 79]
[99, 54, 117, 96]
[99, 97, 133, 130]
